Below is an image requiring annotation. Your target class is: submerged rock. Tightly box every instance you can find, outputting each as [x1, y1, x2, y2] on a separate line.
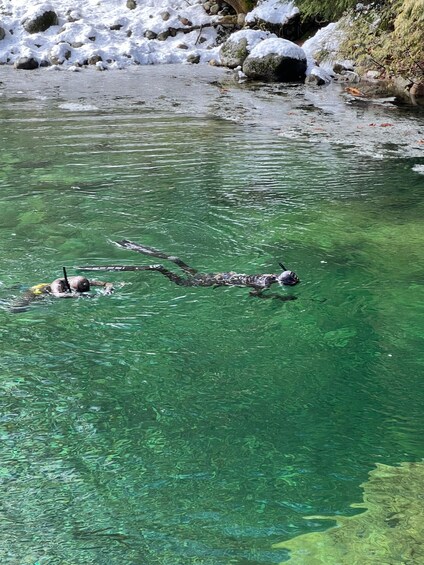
[274, 461, 424, 564]
[242, 37, 306, 82]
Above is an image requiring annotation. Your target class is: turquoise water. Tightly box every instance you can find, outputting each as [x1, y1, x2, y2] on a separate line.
[0, 96, 423, 565]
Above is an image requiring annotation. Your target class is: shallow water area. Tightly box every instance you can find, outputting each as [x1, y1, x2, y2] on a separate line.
[0, 66, 423, 564]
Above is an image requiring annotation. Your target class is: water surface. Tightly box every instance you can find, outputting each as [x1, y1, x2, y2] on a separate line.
[0, 95, 423, 564]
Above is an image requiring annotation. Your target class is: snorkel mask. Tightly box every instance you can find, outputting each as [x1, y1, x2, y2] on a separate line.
[277, 262, 300, 286]
[69, 275, 91, 293]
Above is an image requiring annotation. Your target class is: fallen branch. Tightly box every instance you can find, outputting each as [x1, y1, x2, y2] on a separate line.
[195, 24, 203, 45]
[167, 16, 238, 36]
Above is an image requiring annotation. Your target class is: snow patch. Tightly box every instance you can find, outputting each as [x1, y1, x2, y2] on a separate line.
[412, 164, 424, 175]
[224, 29, 273, 50]
[249, 37, 306, 61]
[245, 0, 299, 25]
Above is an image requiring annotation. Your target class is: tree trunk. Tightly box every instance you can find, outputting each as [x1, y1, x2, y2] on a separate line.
[223, 1, 257, 15]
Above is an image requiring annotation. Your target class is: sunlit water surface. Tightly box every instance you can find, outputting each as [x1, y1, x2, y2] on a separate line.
[0, 97, 423, 565]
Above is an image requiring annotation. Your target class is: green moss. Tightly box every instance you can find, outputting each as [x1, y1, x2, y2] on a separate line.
[274, 461, 424, 564]
[339, 1, 424, 82]
[297, 0, 357, 21]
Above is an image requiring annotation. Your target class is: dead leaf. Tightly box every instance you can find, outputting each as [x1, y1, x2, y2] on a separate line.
[346, 87, 364, 96]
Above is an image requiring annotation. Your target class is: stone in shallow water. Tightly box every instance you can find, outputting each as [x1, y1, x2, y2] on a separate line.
[274, 462, 424, 564]
[14, 56, 39, 70]
[242, 38, 307, 82]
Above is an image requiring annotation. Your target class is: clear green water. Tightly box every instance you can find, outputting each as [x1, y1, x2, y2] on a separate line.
[0, 98, 423, 565]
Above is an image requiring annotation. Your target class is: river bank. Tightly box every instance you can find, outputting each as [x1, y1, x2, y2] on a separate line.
[1, 64, 424, 162]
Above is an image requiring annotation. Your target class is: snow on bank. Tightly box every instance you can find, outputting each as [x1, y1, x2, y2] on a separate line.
[302, 22, 346, 72]
[249, 37, 305, 60]
[0, 0, 342, 71]
[0, 0, 221, 68]
[245, 0, 298, 25]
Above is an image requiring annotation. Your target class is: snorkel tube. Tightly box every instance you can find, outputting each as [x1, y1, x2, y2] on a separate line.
[63, 267, 72, 293]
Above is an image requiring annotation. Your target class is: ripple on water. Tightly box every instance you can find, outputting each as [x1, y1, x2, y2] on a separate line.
[0, 105, 423, 564]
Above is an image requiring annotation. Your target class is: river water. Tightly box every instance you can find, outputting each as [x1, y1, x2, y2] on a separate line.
[0, 70, 423, 564]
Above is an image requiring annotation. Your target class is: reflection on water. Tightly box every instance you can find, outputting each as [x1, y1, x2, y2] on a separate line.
[0, 100, 423, 564]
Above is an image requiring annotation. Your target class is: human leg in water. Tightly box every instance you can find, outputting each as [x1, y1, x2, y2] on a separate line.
[115, 240, 198, 275]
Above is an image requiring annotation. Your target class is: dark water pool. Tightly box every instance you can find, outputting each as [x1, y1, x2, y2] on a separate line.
[0, 97, 423, 564]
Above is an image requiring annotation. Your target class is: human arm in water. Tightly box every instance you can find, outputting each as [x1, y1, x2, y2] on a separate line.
[77, 264, 192, 286]
[249, 289, 297, 301]
[88, 279, 115, 294]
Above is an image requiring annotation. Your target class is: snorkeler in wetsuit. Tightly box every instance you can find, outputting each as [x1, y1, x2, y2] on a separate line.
[10, 270, 114, 313]
[78, 240, 300, 300]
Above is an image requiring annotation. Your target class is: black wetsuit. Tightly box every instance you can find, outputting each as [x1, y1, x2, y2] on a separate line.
[78, 240, 299, 300]
[139, 266, 280, 291]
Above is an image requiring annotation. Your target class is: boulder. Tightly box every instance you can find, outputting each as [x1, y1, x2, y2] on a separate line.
[242, 37, 307, 82]
[306, 66, 333, 86]
[245, 0, 300, 40]
[14, 57, 39, 70]
[187, 54, 200, 64]
[49, 43, 72, 65]
[87, 54, 103, 65]
[220, 29, 271, 69]
[23, 6, 59, 34]
[410, 82, 424, 98]
[0, 26, 6, 41]
[126, 0, 137, 9]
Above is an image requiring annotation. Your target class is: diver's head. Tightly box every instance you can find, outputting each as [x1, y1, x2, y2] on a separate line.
[50, 276, 90, 295]
[69, 276, 90, 293]
[50, 278, 69, 294]
[277, 263, 300, 286]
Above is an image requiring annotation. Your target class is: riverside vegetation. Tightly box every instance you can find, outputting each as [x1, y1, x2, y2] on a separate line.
[223, 0, 424, 99]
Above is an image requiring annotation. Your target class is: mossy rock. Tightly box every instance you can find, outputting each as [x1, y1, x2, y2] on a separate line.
[274, 461, 424, 564]
[220, 29, 271, 68]
[242, 37, 307, 82]
[221, 37, 249, 68]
